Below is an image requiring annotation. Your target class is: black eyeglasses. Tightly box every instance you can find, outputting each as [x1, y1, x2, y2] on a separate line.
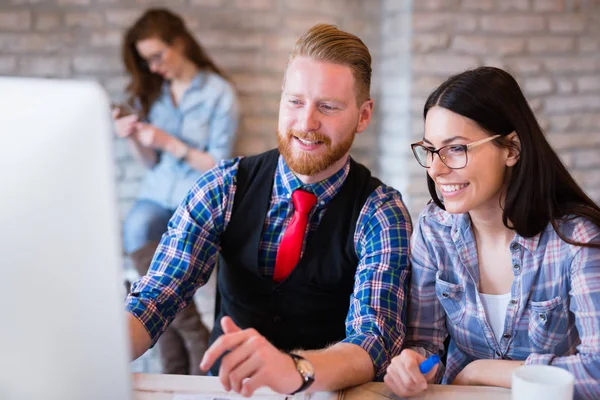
[411, 135, 501, 169]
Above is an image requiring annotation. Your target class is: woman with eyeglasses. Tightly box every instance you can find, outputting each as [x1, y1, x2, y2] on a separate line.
[113, 8, 239, 375]
[384, 67, 600, 399]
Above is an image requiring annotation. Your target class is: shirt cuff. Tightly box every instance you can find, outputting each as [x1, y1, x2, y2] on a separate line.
[525, 353, 555, 365]
[341, 333, 389, 380]
[125, 294, 167, 347]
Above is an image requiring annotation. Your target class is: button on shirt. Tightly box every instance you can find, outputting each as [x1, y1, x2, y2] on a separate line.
[126, 155, 412, 378]
[137, 71, 239, 210]
[406, 203, 600, 400]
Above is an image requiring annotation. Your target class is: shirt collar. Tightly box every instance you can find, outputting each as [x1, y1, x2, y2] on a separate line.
[436, 209, 541, 254]
[275, 155, 351, 206]
[161, 71, 207, 96]
[512, 230, 541, 254]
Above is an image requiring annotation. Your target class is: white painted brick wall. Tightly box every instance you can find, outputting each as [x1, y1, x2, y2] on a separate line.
[407, 0, 600, 219]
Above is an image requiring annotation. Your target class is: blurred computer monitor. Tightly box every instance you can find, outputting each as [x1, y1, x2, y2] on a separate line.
[0, 77, 131, 400]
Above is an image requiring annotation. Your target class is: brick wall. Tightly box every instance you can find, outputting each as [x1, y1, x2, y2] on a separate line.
[407, 0, 600, 218]
[1, 0, 599, 228]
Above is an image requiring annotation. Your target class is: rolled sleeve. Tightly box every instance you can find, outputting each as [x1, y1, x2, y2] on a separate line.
[124, 158, 240, 346]
[342, 333, 388, 375]
[125, 286, 171, 345]
[345, 185, 412, 379]
[525, 353, 555, 366]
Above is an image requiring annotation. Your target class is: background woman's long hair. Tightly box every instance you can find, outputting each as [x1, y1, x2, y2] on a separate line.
[122, 8, 227, 118]
[424, 66, 600, 248]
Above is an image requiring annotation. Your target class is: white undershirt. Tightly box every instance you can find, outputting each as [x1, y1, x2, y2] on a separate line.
[479, 292, 511, 343]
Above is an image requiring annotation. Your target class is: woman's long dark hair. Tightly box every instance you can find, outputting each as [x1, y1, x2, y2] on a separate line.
[424, 66, 600, 248]
[122, 8, 227, 118]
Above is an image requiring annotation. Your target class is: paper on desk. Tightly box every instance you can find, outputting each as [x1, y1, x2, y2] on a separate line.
[173, 393, 313, 400]
[173, 396, 284, 400]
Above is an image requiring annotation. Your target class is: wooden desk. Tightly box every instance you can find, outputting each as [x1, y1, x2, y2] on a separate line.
[133, 373, 511, 400]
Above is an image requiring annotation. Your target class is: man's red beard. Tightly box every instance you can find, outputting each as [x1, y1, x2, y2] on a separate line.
[277, 129, 355, 176]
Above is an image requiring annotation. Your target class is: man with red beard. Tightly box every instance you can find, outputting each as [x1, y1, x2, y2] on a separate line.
[125, 24, 412, 396]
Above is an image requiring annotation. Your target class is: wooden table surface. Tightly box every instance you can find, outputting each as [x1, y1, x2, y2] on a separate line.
[132, 373, 511, 400]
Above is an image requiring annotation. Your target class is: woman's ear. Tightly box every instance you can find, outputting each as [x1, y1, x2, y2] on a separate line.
[505, 131, 521, 167]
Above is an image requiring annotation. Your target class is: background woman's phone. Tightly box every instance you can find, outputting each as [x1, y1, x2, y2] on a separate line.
[111, 101, 139, 118]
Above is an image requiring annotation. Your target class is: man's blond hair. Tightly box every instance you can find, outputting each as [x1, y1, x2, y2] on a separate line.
[288, 23, 372, 104]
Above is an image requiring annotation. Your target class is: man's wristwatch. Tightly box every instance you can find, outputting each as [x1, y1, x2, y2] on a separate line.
[289, 353, 315, 394]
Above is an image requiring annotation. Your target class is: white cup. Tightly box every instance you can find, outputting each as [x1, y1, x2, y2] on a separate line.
[512, 365, 574, 400]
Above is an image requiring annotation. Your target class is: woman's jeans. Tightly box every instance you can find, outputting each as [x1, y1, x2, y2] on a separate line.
[123, 199, 172, 255]
[124, 199, 210, 375]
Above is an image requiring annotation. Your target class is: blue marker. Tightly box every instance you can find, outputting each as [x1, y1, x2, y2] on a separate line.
[419, 354, 440, 375]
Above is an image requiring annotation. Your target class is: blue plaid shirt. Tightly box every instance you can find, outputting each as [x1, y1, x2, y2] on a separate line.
[126, 155, 412, 377]
[406, 203, 600, 399]
[138, 71, 238, 209]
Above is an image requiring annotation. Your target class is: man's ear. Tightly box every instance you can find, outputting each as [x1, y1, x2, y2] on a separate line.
[356, 99, 374, 134]
[505, 131, 521, 167]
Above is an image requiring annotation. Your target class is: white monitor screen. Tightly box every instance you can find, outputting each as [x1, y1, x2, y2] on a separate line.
[0, 77, 131, 400]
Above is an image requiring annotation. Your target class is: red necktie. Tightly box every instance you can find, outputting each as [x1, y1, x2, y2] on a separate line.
[273, 189, 317, 282]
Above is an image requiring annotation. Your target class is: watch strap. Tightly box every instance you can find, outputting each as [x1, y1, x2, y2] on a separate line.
[289, 353, 315, 395]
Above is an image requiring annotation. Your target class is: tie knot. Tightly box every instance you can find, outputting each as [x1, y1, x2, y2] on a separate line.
[292, 189, 317, 215]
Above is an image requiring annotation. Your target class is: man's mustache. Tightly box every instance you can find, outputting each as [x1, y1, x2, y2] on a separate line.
[286, 130, 331, 145]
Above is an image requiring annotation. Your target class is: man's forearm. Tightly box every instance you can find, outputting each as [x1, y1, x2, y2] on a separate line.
[127, 312, 152, 360]
[300, 343, 375, 392]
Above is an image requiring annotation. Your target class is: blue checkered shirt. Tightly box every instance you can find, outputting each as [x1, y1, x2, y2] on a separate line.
[406, 203, 600, 399]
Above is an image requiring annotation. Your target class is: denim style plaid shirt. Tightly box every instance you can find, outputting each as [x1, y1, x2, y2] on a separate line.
[126, 154, 412, 378]
[138, 71, 238, 210]
[406, 203, 600, 400]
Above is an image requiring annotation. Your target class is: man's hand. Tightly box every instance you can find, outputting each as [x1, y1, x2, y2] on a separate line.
[200, 317, 302, 397]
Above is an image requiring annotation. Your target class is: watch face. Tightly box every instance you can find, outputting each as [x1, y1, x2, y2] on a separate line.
[297, 358, 315, 377]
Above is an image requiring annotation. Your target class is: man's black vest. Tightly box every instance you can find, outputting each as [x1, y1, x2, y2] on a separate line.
[209, 149, 381, 374]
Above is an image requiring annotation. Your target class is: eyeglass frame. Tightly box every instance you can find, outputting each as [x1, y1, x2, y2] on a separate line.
[411, 134, 501, 170]
[140, 47, 169, 69]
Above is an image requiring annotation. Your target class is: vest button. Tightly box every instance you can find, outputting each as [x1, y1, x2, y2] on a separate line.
[273, 316, 282, 324]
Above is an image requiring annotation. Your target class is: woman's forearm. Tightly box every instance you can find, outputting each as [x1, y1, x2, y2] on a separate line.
[127, 136, 159, 168]
[162, 135, 216, 172]
[454, 359, 524, 388]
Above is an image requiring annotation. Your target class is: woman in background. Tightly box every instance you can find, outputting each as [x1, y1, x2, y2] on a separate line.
[114, 8, 239, 375]
[385, 67, 600, 399]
